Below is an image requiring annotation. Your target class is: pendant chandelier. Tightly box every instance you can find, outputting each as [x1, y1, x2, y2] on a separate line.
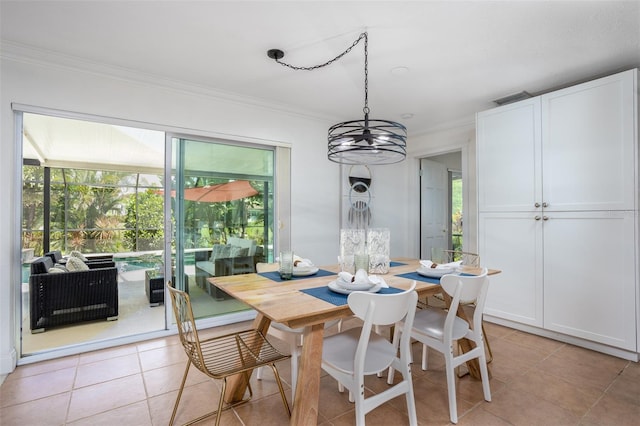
[267, 32, 407, 165]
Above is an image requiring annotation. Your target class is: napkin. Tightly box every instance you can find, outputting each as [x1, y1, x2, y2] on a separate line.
[293, 255, 314, 268]
[420, 260, 461, 269]
[368, 275, 389, 288]
[337, 270, 387, 289]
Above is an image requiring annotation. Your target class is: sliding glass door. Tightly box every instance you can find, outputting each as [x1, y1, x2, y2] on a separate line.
[170, 136, 275, 321]
[17, 108, 283, 360]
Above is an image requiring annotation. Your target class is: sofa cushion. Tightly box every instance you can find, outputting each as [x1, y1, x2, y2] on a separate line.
[70, 250, 88, 261]
[48, 267, 67, 273]
[30, 257, 54, 274]
[230, 246, 249, 257]
[66, 257, 89, 271]
[44, 250, 63, 263]
[227, 237, 257, 256]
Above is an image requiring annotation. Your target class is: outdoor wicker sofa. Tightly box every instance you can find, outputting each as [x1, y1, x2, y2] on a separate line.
[29, 256, 119, 333]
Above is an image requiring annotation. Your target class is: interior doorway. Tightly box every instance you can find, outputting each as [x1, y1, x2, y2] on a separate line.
[419, 151, 463, 259]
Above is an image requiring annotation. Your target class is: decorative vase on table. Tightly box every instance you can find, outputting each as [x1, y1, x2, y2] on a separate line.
[367, 228, 390, 274]
[339, 229, 366, 274]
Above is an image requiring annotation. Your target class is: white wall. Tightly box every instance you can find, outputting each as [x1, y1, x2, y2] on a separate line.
[0, 53, 436, 373]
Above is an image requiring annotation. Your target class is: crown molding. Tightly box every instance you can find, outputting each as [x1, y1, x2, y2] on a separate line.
[1, 40, 338, 124]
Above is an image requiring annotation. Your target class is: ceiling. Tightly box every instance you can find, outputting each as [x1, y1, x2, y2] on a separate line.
[2, 0, 640, 138]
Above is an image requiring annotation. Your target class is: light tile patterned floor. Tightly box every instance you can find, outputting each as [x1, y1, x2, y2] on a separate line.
[2, 319, 640, 425]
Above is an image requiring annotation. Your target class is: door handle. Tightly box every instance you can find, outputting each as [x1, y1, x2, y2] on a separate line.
[543, 216, 549, 221]
[535, 216, 541, 220]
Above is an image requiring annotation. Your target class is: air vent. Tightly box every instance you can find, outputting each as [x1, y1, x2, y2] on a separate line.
[493, 91, 533, 106]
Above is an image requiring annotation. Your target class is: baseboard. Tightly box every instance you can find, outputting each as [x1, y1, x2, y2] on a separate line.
[0, 346, 17, 375]
[484, 315, 639, 362]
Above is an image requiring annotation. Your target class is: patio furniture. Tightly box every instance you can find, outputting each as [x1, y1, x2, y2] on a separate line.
[195, 237, 258, 300]
[29, 256, 119, 333]
[145, 270, 172, 306]
[167, 282, 291, 426]
[44, 250, 115, 269]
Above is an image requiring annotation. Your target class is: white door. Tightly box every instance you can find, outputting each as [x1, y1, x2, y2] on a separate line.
[541, 69, 636, 212]
[480, 211, 544, 327]
[543, 210, 637, 350]
[477, 98, 542, 213]
[420, 159, 448, 259]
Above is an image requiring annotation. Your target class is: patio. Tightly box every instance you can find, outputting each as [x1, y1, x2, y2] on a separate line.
[21, 259, 250, 355]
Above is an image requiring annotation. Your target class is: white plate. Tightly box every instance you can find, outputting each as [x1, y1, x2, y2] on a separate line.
[416, 267, 456, 278]
[328, 280, 382, 295]
[292, 266, 319, 277]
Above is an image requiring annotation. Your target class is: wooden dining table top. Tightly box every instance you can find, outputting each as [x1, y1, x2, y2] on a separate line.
[210, 257, 499, 330]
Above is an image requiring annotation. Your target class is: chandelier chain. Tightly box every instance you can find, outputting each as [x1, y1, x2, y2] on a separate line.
[274, 32, 369, 113]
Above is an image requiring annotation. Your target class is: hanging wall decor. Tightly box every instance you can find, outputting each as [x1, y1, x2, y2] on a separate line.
[347, 165, 372, 228]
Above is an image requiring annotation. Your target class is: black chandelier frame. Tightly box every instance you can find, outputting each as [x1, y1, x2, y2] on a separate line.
[267, 32, 407, 165]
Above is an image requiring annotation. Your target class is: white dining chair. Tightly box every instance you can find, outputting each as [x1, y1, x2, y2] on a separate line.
[322, 282, 418, 426]
[388, 269, 491, 424]
[254, 262, 341, 401]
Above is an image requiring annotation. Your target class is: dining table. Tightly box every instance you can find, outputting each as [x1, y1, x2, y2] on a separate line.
[208, 257, 500, 425]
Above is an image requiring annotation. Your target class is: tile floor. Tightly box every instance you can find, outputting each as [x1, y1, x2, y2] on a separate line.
[2, 318, 640, 425]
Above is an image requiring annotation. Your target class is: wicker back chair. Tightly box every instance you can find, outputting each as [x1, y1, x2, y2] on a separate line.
[167, 283, 291, 426]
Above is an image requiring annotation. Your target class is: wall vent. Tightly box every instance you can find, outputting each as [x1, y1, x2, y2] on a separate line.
[493, 91, 533, 106]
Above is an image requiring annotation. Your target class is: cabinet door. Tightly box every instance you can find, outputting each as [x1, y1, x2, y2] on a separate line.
[480, 212, 543, 327]
[543, 211, 637, 351]
[477, 98, 542, 212]
[542, 69, 636, 212]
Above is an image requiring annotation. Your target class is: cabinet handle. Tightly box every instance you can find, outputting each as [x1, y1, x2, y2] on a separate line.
[535, 216, 541, 220]
[542, 202, 549, 208]
[543, 216, 549, 221]
[535, 202, 541, 208]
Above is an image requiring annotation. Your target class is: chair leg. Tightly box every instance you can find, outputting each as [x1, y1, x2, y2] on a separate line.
[482, 322, 493, 363]
[421, 344, 429, 370]
[478, 344, 492, 403]
[215, 378, 228, 426]
[169, 360, 191, 426]
[386, 325, 402, 385]
[268, 364, 292, 418]
[401, 362, 418, 426]
[290, 346, 299, 399]
[444, 352, 458, 424]
[354, 386, 366, 426]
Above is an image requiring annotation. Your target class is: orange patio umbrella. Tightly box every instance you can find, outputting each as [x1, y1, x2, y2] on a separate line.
[165, 180, 259, 202]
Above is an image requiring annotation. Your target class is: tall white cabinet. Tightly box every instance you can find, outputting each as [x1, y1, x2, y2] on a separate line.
[477, 69, 639, 356]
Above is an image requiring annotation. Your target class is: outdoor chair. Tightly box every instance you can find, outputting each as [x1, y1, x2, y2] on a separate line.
[167, 282, 291, 426]
[29, 256, 118, 333]
[321, 282, 418, 426]
[388, 270, 491, 424]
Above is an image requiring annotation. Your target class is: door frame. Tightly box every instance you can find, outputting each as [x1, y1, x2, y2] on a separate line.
[407, 136, 474, 259]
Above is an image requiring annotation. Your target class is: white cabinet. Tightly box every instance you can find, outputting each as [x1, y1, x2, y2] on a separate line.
[479, 212, 543, 327]
[543, 211, 637, 351]
[477, 69, 638, 354]
[542, 73, 636, 212]
[477, 98, 541, 213]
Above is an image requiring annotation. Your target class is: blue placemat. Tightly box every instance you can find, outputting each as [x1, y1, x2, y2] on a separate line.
[389, 261, 406, 267]
[259, 269, 337, 283]
[394, 271, 442, 284]
[301, 285, 406, 306]
[395, 271, 474, 284]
